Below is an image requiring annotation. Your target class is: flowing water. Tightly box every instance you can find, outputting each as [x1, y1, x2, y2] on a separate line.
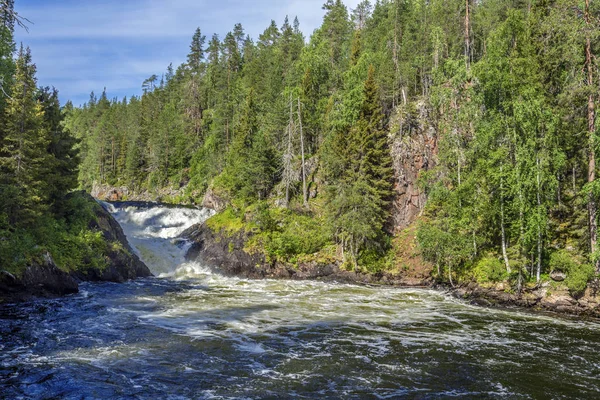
[1, 204, 600, 399]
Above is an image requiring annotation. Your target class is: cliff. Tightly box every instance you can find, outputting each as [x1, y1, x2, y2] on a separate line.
[389, 101, 438, 232]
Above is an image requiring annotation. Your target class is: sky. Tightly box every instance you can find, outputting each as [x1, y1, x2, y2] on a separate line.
[13, 0, 362, 107]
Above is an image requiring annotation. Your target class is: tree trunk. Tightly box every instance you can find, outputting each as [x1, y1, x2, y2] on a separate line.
[297, 97, 308, 207]
[500, 167, 511, 273]
[585, 0, 598, 269]
[464, 0, 471, 71]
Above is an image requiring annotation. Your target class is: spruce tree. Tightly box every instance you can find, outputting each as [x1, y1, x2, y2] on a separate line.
[326, 65, 394, 266]
[358, 65, 395, 216]
[187, 27, 206, 72]
[37, 86, 79, 215]
[0, 45, 48, 227]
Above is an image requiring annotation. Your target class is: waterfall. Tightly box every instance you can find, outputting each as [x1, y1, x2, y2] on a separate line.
[99, 201, 214, 277]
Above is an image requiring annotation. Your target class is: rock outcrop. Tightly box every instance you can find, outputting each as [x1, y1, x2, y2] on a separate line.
[453, 282, 600, 318]
[0, 252, 79, 302]
[183, 223, 432, 287]
[0, 192, 151, 303]
[389, 101, 438, 232]
[201, 187, 228, 212]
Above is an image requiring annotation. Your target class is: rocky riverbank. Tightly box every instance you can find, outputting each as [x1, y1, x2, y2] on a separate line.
[183, 221, 431, 287]
[183, 221, 600, 319]
[0, 193, 151, 303]
[451, 282, 600, 318]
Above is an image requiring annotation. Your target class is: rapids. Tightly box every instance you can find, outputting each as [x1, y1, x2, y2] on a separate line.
[1, 203, 599, 399]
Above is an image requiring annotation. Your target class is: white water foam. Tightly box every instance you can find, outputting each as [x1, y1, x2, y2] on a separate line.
[100, 202, 214, 276]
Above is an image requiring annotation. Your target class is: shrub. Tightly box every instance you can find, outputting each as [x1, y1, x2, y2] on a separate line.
[263, 212, 330, 262]
[549, 250, 594, 296]
[473, 256, 507, 283]
[358, 246, 395, 273]
[205, 208, 245, 236]
[565, 263, 594, 296]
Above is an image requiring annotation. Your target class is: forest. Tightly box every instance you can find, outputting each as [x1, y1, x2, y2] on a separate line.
[0, 1, 120, 276]
[2, 0, 600, 294]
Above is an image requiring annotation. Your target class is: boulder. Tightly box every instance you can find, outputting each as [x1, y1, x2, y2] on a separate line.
[550, 270, 567, 282]
[0, 251, 79, 302]
[202, 187, 228, 212]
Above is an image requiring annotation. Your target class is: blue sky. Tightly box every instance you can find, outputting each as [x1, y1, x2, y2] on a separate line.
[14, 0, 361, 107]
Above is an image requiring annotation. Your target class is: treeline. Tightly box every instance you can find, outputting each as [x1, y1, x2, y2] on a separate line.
[69, 0, 600, 289]
[0, 2, 109, 274]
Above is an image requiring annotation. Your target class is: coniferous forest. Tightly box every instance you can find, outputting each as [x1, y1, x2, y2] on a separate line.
[3, 0, 600, 295]
[5, 2, 600, 398]
[0, 2, 130, 278]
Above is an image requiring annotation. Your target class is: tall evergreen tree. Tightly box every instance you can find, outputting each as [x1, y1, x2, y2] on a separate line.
[187, 27, 206, 72]
[0, 45, 48, 227]
[37, 86, 79, 215]
[325, 66, 394, 266]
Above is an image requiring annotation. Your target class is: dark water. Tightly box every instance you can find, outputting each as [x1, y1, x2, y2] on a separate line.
[1, 204, 599, 399]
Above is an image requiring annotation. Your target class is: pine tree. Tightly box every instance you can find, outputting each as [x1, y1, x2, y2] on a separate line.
[37, 86, 79, 215]
[0, 45, 48, 227]
[325, 65, 394, 266]
[187, 27, 206, 72]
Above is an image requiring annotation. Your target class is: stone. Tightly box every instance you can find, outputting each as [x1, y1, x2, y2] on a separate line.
[550, 270, 567, 282]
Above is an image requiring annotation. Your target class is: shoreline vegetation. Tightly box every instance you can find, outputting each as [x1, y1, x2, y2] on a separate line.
[69, 0, 600, 312]
[1, 0, 600, 321]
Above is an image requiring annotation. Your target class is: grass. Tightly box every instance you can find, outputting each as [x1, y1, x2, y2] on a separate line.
[205, 208, 246, 237]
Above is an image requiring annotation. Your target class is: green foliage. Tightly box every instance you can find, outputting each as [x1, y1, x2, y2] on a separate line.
[565, 263, 595, 296]
[549, 250, 595, 296]
[60, 0, 600, 280]
[473, 256, 508, 283]
[323, 66, 394, 266]
[358, 245, 395, 274]
[205, 208, 245, 236]
[549, 250, 579, 274]
[0, 192, 114, 276]
[262, 211, 331, 263]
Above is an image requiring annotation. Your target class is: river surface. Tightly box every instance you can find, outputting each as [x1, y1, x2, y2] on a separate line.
[1, 203, 600, 399]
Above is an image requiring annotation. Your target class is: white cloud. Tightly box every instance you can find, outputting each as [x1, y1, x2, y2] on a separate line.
[14, 0, 364, 105]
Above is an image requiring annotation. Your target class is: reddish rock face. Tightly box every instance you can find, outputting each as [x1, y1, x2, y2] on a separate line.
[92, 184, 129, 202]
[108, 189, 122, 202]
[389, 101, 438, 232]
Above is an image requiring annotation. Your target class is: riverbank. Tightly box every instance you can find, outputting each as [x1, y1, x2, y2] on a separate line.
[182, 219, 432, 287]
[183, 219, 600, 319]
[451, 282, 600, 319]
[0, 192, 151, 303]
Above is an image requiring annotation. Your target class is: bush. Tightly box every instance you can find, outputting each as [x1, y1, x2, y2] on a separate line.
[253, 202, 278, 233]
[358, 245, 395, 273]
[263, 212, 331, 263]
[566, 263, 594, 296]
[549, 250, 594, 295]
[548, 250, 578, 273]
[205, 208, 245, 236]
[473, 256, 508, 283]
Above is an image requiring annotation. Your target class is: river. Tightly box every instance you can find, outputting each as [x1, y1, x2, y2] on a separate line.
[1, 203, 599, 399]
